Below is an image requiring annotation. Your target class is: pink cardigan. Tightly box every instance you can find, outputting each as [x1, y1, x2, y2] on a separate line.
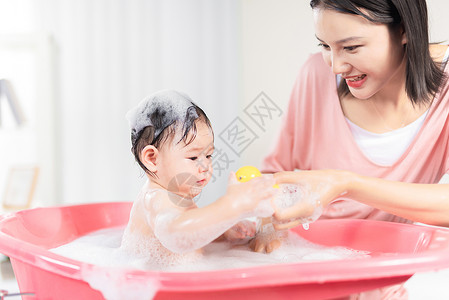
[262, 53, 449, 222]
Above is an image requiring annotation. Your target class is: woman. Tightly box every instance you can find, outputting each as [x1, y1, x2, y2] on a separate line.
[262, 1, 449, 297]
[265, 0, 449, 229]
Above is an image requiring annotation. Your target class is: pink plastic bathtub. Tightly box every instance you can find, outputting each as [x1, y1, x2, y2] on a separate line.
[1, 202, 449, 300]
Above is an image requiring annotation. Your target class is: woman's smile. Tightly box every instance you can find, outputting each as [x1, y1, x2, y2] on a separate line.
[345, 74, 367, 88]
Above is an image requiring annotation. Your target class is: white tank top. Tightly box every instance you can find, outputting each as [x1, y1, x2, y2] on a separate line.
[347, 111, 428, 165]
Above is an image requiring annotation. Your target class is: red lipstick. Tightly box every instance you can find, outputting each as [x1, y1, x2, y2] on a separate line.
[345, 74, 367, 88]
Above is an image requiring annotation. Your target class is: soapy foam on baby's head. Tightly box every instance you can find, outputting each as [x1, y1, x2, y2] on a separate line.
[126, 89, 212, 176]
[126, 89, 197, 139]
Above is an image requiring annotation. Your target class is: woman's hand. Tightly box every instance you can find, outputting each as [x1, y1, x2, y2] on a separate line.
[272, 170, 352, 230]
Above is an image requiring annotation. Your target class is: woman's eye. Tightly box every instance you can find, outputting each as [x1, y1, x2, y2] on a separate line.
[344, 45, 360, 51]
[189, 157, 198, 161]
[206, 155, 213, 160]
[318, 43, 330, 50]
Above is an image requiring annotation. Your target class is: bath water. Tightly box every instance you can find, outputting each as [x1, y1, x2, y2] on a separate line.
[51, 226, 369, 272]
[50, 227, 369, 300]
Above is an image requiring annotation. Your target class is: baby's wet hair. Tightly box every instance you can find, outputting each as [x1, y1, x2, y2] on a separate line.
[128, 91, 212, 177]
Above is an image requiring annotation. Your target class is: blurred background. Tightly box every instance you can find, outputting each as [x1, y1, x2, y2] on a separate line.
[0, 0, 448, 209]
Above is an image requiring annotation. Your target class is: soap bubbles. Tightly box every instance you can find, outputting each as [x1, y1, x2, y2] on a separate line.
[126, 89, 197, 138]
[273, 184, 323, 226]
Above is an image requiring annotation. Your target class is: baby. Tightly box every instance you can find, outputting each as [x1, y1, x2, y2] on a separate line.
[120, 90, 276, 267]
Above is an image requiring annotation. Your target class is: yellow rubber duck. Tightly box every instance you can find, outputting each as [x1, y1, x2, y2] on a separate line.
[236, 166, 279, 188]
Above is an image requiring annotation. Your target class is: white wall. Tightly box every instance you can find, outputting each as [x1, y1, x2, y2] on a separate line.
[428, 0, 449, 42]
[1, 0, 242, 207]
[36, 0, 241, 205]
[240, 0, 316, 168]
[0, 2, 57, 207]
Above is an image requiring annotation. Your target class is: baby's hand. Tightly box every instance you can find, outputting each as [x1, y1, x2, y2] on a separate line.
[224, 220, 256, 243]
[225, 172, 276, 217]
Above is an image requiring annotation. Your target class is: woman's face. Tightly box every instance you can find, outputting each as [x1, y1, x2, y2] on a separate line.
[313, 8, 407, 100]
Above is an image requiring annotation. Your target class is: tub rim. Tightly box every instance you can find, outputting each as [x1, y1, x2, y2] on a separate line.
[0, 202, 449, 292]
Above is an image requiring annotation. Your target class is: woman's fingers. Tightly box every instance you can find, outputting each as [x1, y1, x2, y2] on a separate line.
[274, 171, 302, 184]
[273, 219, 302, 231]
[252, 176, 277, 188]
[273, 201, 315, 220]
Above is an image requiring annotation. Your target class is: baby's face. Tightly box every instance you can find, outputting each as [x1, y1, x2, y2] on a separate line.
[156, 121, 214, 199]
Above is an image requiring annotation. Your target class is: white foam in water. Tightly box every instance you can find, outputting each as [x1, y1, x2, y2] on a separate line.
[51, 227, 369, 299]
[152, 208, 240, 255]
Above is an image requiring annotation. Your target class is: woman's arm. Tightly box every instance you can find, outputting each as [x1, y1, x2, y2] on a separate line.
[273, 170, 449, 228]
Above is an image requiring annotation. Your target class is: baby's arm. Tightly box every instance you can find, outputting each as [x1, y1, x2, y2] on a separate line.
[149, 175, 276, 254]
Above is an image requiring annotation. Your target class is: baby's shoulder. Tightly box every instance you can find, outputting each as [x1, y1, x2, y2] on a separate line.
[143, 188, 192, 213]
[142, 189, 169, 210]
